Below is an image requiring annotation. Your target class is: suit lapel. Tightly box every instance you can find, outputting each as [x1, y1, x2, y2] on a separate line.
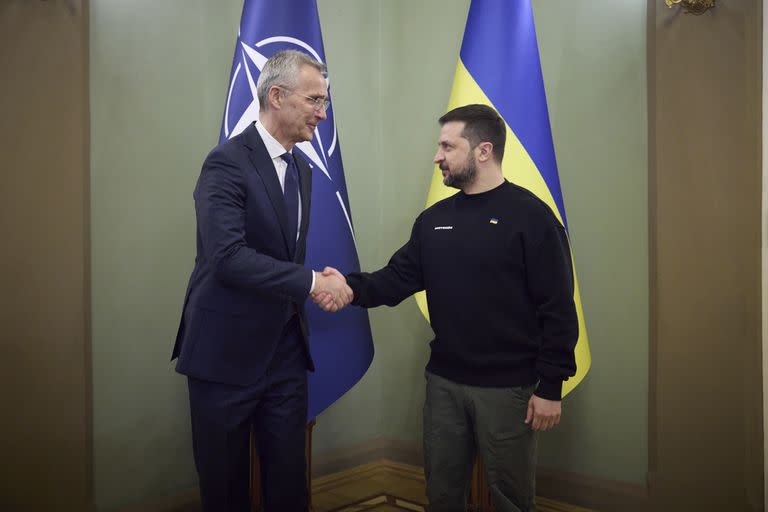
[242, 125, 293, 256]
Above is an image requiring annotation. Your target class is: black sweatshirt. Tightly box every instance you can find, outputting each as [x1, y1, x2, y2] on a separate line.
[346, 180, 578, 400]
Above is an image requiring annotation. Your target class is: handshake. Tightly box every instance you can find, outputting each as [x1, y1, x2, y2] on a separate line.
[311, 267, 353, 312]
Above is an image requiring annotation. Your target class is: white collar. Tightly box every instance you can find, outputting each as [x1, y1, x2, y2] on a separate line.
[254, 117, 290, 160]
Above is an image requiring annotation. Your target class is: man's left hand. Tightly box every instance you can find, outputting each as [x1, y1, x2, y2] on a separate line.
[525, 395, 561, 431]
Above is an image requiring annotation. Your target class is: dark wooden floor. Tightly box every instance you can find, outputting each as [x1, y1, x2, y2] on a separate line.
[311, 460, 594, 512]
[162, 460, 595, 512]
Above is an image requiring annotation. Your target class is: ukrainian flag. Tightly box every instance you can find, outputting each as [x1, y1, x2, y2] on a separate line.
[415, 0, 590, 396]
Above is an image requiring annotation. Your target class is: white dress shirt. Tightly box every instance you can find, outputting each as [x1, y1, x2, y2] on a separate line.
[254, 118, 315, 293]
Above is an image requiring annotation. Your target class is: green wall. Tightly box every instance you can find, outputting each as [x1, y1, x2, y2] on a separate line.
[532, 0, 648, 483]
[294, 0, 391, 457]
[90, 0, 647, 509]
[90, 1, 242, 508]
[312, 0, 470, 456]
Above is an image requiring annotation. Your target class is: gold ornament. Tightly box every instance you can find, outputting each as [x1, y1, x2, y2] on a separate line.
[665, 0, 716, 15]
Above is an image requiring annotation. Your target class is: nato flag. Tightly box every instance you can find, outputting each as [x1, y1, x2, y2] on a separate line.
[219, 0, 374, 420]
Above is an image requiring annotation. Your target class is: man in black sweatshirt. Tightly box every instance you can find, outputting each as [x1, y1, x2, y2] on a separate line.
[314, 104, 578, 512]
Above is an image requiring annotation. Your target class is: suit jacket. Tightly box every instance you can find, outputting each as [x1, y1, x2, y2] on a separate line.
[172, 123, 315, 386]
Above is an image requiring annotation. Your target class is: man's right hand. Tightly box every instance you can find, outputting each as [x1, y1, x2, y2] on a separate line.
[312, 267, 353, 312]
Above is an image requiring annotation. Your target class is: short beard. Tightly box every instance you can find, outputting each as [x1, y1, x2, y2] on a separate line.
[443, 154, 477, 190]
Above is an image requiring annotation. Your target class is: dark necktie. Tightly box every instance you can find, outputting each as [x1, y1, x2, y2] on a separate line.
[280, 152, 299, 257]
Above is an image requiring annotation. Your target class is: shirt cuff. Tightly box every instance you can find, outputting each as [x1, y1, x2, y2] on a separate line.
[309, 270, 316, 294]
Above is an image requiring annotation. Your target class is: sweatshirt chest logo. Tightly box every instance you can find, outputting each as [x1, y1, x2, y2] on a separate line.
[433, 226, 453, 230]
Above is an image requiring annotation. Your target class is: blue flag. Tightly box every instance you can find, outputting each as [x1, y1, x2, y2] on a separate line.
[219, 0, 374, 420]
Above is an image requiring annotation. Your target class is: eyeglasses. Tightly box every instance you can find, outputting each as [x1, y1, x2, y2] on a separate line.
[277, 86, 330, 112]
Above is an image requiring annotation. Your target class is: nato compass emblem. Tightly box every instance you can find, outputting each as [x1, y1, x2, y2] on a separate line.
[221, 32, 355, 243]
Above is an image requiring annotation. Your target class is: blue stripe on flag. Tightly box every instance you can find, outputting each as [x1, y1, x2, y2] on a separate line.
[459, 0, 568, 229]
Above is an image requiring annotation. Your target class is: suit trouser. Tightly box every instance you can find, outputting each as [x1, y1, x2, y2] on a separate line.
[187, 318, 309, 512]
[423, 372, 538, 512]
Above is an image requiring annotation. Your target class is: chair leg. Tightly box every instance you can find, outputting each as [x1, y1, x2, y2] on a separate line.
[468, 456, 495, 512]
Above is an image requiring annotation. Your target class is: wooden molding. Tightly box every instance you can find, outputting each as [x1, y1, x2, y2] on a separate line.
[115, 489, 200, 512]
[649, 0, 763, 508]
[315, 440, 648, 512]
[116, 456, 652, 512]
[315, 460, 639, 512]
[537, 468, 649, 512]
[313, 437, 422, 477]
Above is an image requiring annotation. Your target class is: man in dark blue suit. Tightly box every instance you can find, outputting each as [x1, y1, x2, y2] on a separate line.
[172, 50, 351, 512]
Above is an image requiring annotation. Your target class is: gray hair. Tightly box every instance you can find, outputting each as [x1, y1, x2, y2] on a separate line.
[256, 50, 327, 111]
